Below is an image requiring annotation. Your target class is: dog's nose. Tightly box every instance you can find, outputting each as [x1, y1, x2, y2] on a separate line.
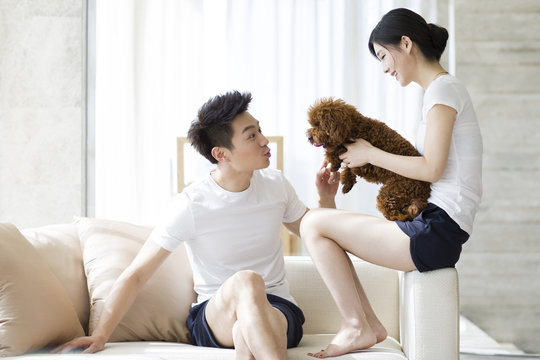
[308, 136, 314, 142]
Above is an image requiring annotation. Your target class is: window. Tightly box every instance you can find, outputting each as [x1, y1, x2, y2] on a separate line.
[87, 0, 449, 225]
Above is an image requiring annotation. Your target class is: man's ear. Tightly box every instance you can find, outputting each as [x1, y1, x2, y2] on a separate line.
[211, 146, 230, 163]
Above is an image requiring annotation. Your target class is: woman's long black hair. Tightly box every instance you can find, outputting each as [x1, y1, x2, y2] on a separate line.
[369, 8, 448, 62]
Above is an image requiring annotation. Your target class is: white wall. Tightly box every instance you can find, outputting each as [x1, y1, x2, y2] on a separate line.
[0, 0, 84, 228]
[454, 0, 540, 353]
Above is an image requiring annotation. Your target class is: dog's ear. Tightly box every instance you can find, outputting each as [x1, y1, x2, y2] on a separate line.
[320, 115, 346, 142]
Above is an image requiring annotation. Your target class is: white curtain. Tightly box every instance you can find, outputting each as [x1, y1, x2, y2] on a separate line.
[93, 0, 441, 226]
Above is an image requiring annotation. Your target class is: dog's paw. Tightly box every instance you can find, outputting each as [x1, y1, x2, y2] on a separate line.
[342, 183, 353, 194]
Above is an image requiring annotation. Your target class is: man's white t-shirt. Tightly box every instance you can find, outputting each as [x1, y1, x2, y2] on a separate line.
[151, 168, 307, 304]
[416, 74, 483, 235]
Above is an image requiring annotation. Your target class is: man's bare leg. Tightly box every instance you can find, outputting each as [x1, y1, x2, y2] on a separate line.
[205, 270, 288, 360]
[232, 321, 254, 360]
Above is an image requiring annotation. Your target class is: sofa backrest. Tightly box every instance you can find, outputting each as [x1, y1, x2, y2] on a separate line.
[285, 255, 399, 341]
[19, 223, 400, 342]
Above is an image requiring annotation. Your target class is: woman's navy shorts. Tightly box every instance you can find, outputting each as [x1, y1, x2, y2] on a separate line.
[186, 293, 305, 349]
[395, 203, 469, 272]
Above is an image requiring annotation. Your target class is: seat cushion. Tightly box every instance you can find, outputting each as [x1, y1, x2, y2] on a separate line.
[292, 335, 406, 359]
[0, 223, 85, 356]
[63, 337, 405, 359]
[77, 217, 196, 343]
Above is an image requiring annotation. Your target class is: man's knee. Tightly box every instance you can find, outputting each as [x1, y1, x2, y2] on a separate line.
[209, 271, 267, 324]
[230, 270, 266, 297]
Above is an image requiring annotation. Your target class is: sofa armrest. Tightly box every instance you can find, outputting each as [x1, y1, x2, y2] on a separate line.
[400, 268, 459, 360]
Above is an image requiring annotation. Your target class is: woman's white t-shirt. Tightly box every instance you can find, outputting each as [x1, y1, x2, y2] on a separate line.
[416, 75, 483, 235]
[151, 168, 307, 304]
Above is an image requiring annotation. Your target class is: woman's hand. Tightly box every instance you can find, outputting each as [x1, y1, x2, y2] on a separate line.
[315, 161, 339, 208]
[52, 335, 106, 354]
[339, 138, 374, 168]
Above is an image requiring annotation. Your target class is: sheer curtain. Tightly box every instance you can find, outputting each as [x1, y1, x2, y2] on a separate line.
[91, 0, 443, 226]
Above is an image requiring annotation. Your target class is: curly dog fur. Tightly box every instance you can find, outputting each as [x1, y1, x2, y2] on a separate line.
[307, 97, 430, 221]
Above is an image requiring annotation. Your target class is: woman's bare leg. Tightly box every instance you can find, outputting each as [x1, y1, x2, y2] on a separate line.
[345, 255, 387, 343]
[300, 208, 415, 358]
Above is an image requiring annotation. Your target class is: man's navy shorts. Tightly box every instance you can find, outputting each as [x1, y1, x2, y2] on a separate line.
[395, 203, 469, 272]
[186, 293, 305, 349]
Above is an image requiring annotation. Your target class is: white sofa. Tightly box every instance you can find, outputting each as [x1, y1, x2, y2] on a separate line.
[0, 219, 460, 360]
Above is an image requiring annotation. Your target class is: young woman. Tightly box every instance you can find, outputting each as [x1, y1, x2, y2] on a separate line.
[300, 8, 483, 358]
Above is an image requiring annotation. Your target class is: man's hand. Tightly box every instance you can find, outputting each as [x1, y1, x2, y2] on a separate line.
[52, 240, 172, 355]
[316, 161, 339, 208]
[52, 335, 106, 354]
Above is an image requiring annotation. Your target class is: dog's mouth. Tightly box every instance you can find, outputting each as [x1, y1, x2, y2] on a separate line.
[308, 136, 325, 147]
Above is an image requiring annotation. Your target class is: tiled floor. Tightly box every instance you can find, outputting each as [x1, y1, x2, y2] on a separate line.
[462, 356, 540, 360]
[460, 316, 538, 359]
[461, 356, 540, 359]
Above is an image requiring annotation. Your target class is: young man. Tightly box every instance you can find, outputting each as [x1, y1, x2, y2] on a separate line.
[55, 91, 339, 359]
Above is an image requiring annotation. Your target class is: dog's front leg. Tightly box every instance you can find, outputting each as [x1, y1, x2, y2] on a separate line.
[341, 167, 357, 193]
[327, 153, 342, 173]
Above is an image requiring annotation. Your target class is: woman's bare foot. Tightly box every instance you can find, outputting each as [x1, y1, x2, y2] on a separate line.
[307, 325, 378, 358]
[368, 318, 388, 344]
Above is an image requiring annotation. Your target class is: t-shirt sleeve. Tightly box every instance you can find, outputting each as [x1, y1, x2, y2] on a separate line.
[425, 80, 463, 115]
[150, 193, 195, 252]
[281, 174, 307, 223]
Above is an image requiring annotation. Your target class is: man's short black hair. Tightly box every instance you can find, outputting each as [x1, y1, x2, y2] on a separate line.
[188, 91, 252, 164]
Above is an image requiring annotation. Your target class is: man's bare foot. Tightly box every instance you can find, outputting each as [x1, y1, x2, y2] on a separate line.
[307, 325, 377, 358]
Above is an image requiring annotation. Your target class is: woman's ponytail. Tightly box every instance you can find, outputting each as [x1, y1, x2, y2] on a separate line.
[427, 23, 449, 61]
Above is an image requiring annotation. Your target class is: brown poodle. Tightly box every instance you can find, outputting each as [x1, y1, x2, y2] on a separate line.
[307, 97, 430, 221]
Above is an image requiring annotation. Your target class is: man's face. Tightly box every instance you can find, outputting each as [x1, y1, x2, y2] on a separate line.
[225, 112, 271, 172]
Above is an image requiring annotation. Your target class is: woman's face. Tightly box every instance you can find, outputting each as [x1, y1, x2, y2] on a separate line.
[373, 40, 414, 87]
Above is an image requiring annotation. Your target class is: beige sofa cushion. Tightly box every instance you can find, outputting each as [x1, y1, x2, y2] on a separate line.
[22, 223, 90, 332]
[0, 223, 85, 356]
[77, 217, 196, 343]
